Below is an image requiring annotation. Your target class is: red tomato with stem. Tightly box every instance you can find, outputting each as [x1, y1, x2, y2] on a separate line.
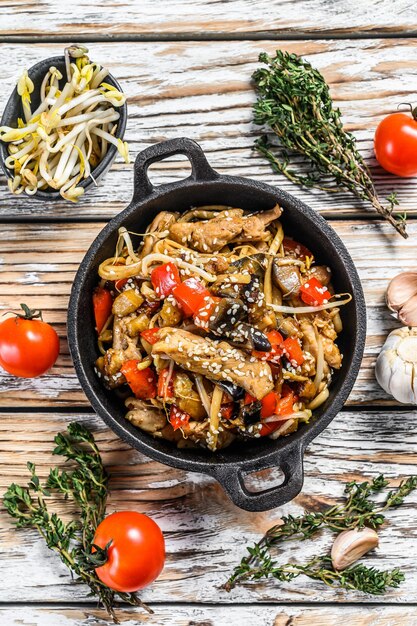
[94, 511, 165, 593]
[374, 110, 417, 177]
[0, 305, 59, 378]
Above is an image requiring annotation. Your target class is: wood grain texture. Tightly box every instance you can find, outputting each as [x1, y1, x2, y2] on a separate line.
[1, 410, 417, 604]
[0, 219, 412, 406]
[2, 604, 417, 626]
[1, 0, 417, 37]
[1, 40, 417, 220]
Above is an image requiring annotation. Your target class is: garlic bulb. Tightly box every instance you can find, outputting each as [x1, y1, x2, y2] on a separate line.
[331, 527, 379, 571]
[386, 272, 417, 326]
[375, 327, 417, 404]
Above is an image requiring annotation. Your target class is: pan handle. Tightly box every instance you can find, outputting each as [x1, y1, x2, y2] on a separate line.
[210, 443, 304, 512]
[132, 137, 218, 201]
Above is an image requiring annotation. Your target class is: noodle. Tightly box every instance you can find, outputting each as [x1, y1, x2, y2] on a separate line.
[93, 203, 351, 451]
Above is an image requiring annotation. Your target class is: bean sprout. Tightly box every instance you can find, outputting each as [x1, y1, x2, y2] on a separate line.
[0, 45, 129, 202]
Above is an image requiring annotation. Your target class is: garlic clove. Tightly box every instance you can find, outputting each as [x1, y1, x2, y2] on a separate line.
[331, 527, 379, 571]
[390, 361, 415, 404]
[398, 293, 417, 327]
[386, 272, 417, 312]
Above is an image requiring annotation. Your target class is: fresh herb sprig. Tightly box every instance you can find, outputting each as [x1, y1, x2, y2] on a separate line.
[3, 422, 152, 623]
[225, 474, 417, 591]
[228, 549, 404, 595]
[253, 51, 407, 238]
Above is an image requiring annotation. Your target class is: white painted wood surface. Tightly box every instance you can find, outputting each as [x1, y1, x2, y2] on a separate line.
[3, 605, 417, 626]
[1, 5, 417, 625]
[1, 411, 417, 606]
[0, 219, 412, 406]
[0, 1, 416, 36]
[1, 40, 417, 220]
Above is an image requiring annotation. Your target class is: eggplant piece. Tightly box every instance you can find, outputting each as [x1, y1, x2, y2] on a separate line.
[229, 322, 271, 352]
[208, 297, 247, 333]
[241, 401, 262, 426]
[216, 380, 246, 400]
[272, 260, 301, 297]
[231, 253, 268, 275]
[306, 265, 332, 286]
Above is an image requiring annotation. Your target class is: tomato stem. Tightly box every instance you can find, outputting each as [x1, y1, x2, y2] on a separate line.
[396, 102, 417, 120]
[18, 303, 43, 321]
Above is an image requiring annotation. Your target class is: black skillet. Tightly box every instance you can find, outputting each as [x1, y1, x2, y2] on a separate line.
[68, 137, 366, 512]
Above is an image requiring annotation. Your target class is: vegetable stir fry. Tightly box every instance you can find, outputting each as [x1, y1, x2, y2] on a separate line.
[0, 45, 128, 202]
[93, 205, 352, 451]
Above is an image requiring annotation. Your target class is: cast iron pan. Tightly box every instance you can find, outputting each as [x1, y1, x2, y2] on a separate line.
[68, 137, 366, 512]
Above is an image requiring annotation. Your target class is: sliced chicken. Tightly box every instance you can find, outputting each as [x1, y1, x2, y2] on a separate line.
[151, 328, 273, 400]
[125, 397, 167, 433]
[169, 205, 282, 253]
[322, 336, 342, 369]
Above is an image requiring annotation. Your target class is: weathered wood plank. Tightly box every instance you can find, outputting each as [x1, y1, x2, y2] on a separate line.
[0, 410, 416, 603]
[0, 1, 416, 37]
[0, 219, 411, 406]
[2, 604, 417, 626]
[1, 40, 417, 220]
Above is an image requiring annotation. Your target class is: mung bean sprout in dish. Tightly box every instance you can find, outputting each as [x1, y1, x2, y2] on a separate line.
[0, 45, 129, 202]
[92, 205, 352, 451]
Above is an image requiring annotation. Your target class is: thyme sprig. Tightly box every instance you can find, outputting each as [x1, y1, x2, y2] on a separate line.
[227, 549, 404, 595]
[253, 51, 407, 238]
[225, 475, 417, 591]
[3, 422, 152, 623]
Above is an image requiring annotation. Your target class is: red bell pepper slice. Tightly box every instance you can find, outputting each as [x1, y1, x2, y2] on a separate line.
[157, 367, 175, 399]
[140, 328, 161, 345]
[300, 276, 331, 307]
[259, 421, 282, 437]
[151, 262, 181, 299]
[193, 296, 222, 329]
[115, 278, 128, 292]
[169, 405, 191, 430]
[282, 237, 313, 262]
[253, 330, 284, 362]
[220, 404, 234, 420]
[260, 391, 279, 418]
[281, 337, 304, 366]
[120, 360, 157, 400]
[259, 389, 297, 436]
[93, 286, 113, 334]
[275, 391, 297, 416]
[172, 278, 211, 317]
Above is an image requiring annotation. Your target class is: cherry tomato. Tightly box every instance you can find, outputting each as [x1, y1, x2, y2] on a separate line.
[374, 112, 417, 177]
[0, 305, 59, 378]
[94, 511, 165, 593]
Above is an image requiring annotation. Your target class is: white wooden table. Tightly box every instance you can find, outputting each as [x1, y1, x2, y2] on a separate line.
[1, 3, 417, 624]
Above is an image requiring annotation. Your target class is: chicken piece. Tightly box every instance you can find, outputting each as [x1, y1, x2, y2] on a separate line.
[296, 379, 317, 400]
[314, 311, 337, 341]
[322, 336, 342, 369]
[299, 319, 318, 360]
[169, 205, 282, 253]
[104, 316, 142, 378]
[236, 204, 282, 243]
[151, 328, 273, 400]
[169, 209, 244, 252]
[125, 397, 167, 433]
[205, 255, 230, 275]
